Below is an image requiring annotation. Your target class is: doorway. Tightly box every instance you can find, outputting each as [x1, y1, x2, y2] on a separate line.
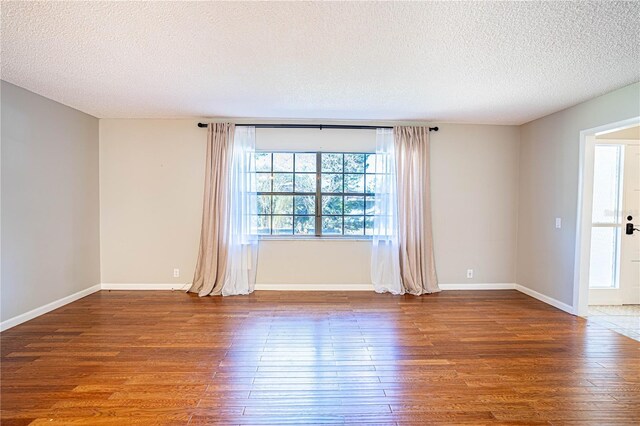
[588, 135, 639, 305]
[574, 118, 640, 339]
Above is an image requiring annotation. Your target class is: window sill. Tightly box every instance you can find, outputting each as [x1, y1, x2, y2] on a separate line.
[258, 236, 372, 242]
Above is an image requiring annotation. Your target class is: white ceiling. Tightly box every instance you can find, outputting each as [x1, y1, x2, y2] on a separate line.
[2, 1, 639, 124]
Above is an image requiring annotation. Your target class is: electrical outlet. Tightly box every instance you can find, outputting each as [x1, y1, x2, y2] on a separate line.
[173, 268, 180, 278]
[555, 218, 562, 229]
[466, 269, 473, 279]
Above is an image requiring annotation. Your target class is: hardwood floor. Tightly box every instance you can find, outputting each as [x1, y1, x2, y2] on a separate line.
[1, 290, 639, 425]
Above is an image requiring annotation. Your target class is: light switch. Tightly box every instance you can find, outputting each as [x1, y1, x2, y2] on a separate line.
[555, 218, 561, 229]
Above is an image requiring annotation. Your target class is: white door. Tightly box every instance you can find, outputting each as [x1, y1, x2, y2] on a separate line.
[589, 140, 640, 305]
[620, 143, 640, 304]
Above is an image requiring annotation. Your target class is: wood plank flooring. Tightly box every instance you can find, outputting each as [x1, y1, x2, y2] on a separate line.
[1, 290, 639, 425]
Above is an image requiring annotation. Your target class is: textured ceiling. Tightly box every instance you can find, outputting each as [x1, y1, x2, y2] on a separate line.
[1, 1, 639, 124]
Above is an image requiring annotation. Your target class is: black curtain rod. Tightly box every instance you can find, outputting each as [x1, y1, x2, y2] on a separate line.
[197, 123, 439, 132]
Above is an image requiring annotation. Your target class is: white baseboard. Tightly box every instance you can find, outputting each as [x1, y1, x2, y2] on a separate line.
[0, 284, 101, 332]
[255, 283, 374, 291]
[100, 282, 517, 292]
[256, 283, 517, 291]
[439, 283, 515, 290]
[515, 284, 575, 315]
[101, 283, 190, 291]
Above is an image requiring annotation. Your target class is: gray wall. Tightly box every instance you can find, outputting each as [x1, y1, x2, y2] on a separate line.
[517, 82, 640, 306]
[2, 76, 637, 321]
[1, 81, 100, 322]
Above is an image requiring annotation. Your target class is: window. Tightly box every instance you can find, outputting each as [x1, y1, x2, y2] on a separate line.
[588, 144, 624, 288]
[253, 152, 378, 237]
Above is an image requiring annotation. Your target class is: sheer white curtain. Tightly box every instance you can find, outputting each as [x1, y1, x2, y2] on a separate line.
[371, 128, 403, 295]
[221, 126, 259, 296]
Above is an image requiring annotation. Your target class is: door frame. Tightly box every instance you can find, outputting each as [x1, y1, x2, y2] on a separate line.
[573, 116, 640, 317]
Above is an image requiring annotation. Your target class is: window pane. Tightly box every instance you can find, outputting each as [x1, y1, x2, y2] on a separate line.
[321, 173, 343, 192]
[294, 216, 315, 235]
[364, 196, 375, 215]
[592, 145, 622, 224]
[589, 227, 620, 288]
[365, 154, 376, 173]
[322, 196, 343, 215]
[344, 196, 364, 215]
[365, 217, 374, 236]
[273, 153, 293, 172]
[256, 173, 272, 192]
[344, 154, 365, 173]
[295, 153, 316, 172]
[345, 216, 364, 235]
[254, 151, 376, 239]
[257, 195, 271, 214]
[322, 216, 342, 235]
[365, 174, 377, 194]
[344, 174, 364, 193]
[272, 195, 293, 215]
[322, 153, 343, 172]
[255, 216, 271, 235]
[272, 216, 293, 235]
[295, 173, 316, 192]
[295, 195, 315, 215]
[273, 173, 293, 192]
[255, 153, 271, 172]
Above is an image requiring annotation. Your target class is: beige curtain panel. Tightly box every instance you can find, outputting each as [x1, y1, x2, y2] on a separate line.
[393, 126, 440, 295]
[189, 123, 235, 296]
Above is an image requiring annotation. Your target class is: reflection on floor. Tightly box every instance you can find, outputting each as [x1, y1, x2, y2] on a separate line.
[589, 305, 640, 341]
[3, 290, 640, 424]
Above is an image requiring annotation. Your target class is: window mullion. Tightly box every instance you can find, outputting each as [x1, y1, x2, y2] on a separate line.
[315, 152, 321, 236]
[292, 154, 296, 235]
[342, 155, 345, 235]
[270, 155, 274, 235]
